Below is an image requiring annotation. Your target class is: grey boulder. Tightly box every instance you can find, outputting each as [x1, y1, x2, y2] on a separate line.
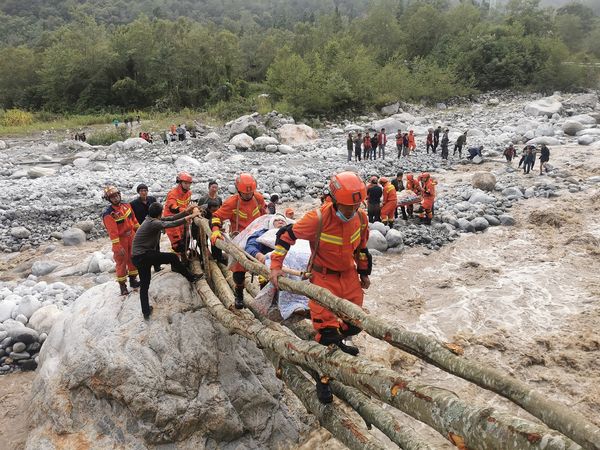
[62, 228, 87, 246]
[385, 229, 403, 248]
[367, 230, 388, 252]
[471, 172, 496, 192]
[470, 217, 489, 231]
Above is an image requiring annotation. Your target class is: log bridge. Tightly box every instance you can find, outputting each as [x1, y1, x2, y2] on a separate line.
[185, 217, 599, 450]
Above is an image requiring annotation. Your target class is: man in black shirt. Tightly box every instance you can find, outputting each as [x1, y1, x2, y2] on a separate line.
[433, 126, 442, 152]
[132, 203, 201, 319]
[197, 180, 223, 208]
[130, 184, 158, 224]
[366, 176, 383, 223]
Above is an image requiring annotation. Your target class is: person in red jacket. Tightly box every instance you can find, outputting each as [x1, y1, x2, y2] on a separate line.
[270, 171, 372, 404]
[379, 177, 397, 226]
[426, 129, 434, 154]
[102, 186, 141, 296]
[405, 174, 421, 219]
[418, 173, 436, 225]
[163, 172, 194, 253]
[211, 173, 267, 309]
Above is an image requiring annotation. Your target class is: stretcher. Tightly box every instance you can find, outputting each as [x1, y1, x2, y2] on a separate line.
[397, 191, 421, 207]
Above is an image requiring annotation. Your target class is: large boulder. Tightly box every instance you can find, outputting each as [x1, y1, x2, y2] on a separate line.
[226, 114, 263, 138]
[576, 128, 600, 136]
[468, 190, 496, 204]
[277, 124, 318, 145]
[380, 103, 400, 115]
[31, 261, 60, 276]
[524, 97, 563, 117]
[10, 226, 31, 239]
[15, 296, 42, 320]
[470, 217, 489, 232]
[229, 133, 254, 150]
[27, 274, 309, 449]
[174, 155, 204, 172]
[27, 166, 56, 178]
[562, 120, 584, 136]
[578, 135, 597, 145]
[471, 172, 496, 192]
[570, 114, 597, 125]
[28, 305, 64, 335]
[526, 136, 561, 146]
[62, 228, 87, 246]
[122, 138, 149, 150]
[535, 124, 555, 137]
[385, 229, 403, 248]
[563, 93, 598, 109]
[367, 230, 388, 252]
[253, 136, 279, 150]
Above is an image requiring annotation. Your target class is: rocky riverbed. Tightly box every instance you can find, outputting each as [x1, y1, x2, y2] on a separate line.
[0, 91, 599, 448]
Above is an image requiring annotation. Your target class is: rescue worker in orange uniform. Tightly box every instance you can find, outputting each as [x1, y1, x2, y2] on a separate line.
[269, 172, 372, 404]
[405, 173, 421, 219]
[418, 173, 436, 225]
[163, 172, 193, 253]
[408, 130, 417, 153]
[210, 173, 267, 309]
[379, 177, 397, 226]
[102, 186, 141, 296]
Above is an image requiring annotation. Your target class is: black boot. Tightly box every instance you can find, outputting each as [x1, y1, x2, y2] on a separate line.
[129, 275, 140, 289]
[144, 305, 153, 320]
[234, 285, 245, 310]
[319, 328, 359, 356]
[119, 281, 129, 296]
[316, 376, 333, 404]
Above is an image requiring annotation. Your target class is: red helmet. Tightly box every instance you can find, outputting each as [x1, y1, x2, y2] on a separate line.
[103, 185, 120, 201]
[379, 177, 389, 184]
[329, 172, 366, 206]
[235, 173, 257, 194]
[176, 171, 193, 183]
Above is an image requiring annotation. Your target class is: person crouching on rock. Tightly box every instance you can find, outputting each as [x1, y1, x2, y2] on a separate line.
[102, 186, 141, 296]
[132, 203, 202, 320]
[269, 171, 371, 404]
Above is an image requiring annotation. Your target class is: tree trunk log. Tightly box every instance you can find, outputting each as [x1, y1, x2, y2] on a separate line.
[193, 276, 580, 450]
[196, 218, 599, 450]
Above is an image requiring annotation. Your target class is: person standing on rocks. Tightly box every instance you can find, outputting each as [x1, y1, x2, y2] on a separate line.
[426, 129, 434, 154]
[539, 144, 550, 175]
[363, 132, 372, 161]
[504, 143, 517, 163]
[102, 186, 141, 296]
[269, 171, 371, 404]
[346, 132, 353, 162]
[396, 130, 403, 158]
[370, 132, 379, 160]
[211, 173, 267, 309]
[354, 133, 362, 162]
[366, 176, 383, 223]
[418, 173, 436, 225]
[130, 184, 158, 225]
[380, 177, 397, 226]
[441, 129, 450, 160]
[163, 172, 194, 254]
[408, 130, 416, 154]
[454, 131, 467, 158]
[433, 126, 442, 152]
[402, 133, 410, 157]
[523, 146, 536, 174]
[378, 128, 387, 159]
[132, 203, 201, 320]
[391, 172, 407, 220]
[197, 180, 223, 209]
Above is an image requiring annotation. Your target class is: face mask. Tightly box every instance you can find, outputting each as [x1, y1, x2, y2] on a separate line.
[336, 209, 356, 222]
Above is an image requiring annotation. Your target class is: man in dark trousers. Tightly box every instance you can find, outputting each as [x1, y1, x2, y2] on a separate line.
[390, 171, 406, 220]
[132, 203, 201, 319]
[454, 131, 467, 158]
[354, 133, 362, 162]
[366, 176, 383, 223]
[433, 126, 442, 153]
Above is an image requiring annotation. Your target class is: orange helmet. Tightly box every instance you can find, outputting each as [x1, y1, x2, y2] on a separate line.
[379, 177, 389, 184]
[329, 172, 366, 206]
[235, 173, 257, 194]
[420, 172, 430, 180]
[176, 171, 193, 183]
[406, 174, 414, 181]
[103, 185, 120, 201]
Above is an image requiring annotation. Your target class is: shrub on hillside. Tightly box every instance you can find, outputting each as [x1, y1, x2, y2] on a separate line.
[87, 127, 129, 146]
[0, 108, 33, 126]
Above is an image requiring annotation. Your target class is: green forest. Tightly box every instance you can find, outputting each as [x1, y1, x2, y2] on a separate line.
[0, 0, 598, 118]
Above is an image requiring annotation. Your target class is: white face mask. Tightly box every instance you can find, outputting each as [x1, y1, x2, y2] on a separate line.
[335, 209, 356, 222]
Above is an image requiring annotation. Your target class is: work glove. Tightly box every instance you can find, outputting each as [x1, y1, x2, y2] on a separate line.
[210, 230, 223, 246]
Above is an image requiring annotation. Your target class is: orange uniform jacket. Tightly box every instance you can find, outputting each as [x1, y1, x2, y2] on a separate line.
[211, 192, 267, 235]
[408, 132, 416, 149]
[271, 202, 369, 274]
[163, 184, 192, 247]
[380, 182, 397, 221]
[102, 203, 139, 281]
[421, 179, 436, 210]
[406, 178, 422, 195]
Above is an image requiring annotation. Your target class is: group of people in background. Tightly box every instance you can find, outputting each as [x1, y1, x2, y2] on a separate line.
[346, 126, 471, 162]
[504, 143, 551, 175]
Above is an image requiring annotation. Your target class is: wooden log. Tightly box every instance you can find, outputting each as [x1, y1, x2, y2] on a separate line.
[196, 217, 599, 450]
[193, 277, 581, 450]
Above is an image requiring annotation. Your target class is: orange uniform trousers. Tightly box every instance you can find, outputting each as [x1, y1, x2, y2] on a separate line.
[114, 231, 138, 282]
[309, 269, 363, 331]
